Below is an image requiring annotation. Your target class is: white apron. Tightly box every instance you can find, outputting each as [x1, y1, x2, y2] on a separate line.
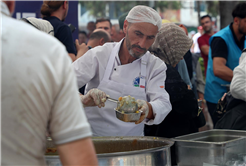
[85, 40, 148, 136]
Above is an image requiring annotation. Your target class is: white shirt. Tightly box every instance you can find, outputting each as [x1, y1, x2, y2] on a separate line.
[192, 32, 201, 53]
[1, 2, 92, 165]
[230, 51, 246, 101]
[73, 41, 172, 126]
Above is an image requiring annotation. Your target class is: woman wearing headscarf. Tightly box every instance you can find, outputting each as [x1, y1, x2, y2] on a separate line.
[145, 23, 205, 165]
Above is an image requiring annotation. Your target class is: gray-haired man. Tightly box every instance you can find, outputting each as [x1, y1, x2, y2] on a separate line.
[73, 5, 171, 136]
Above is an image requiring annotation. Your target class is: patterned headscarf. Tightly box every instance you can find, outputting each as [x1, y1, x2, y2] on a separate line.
[149, 23, 193, 66]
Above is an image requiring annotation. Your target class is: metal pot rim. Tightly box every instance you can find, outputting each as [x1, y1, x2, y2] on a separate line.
[92, 136, 174, 158]
[45, 136, 174, 159]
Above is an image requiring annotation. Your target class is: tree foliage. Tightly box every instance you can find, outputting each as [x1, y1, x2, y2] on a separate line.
[206, 0, 245, 17]
[155, 1, 182, 12]
[79, 0, 242, 27]
[219, 1, 241, 29]
[205, 1, 219, 17]
[79, 1, 182, 18]
[79, 1, 138, 18]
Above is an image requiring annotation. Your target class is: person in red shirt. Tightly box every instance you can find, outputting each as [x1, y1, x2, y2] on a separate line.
[198, 15, 215, 76]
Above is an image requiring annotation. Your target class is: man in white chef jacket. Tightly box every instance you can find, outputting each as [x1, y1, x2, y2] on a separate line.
[73, 5, 172, 136]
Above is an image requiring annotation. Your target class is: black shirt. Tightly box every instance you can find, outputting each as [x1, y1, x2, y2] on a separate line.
[44, 16, 76, 55]
[211, 23, 245, 60]
[184, 50, 193, 80]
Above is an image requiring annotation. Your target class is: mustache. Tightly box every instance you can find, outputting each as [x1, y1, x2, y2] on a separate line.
[132, 45, 146, 52]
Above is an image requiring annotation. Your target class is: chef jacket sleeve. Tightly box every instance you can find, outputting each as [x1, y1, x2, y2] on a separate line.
[72, 49, 99, 89]
[49, 49, 92, 145]
[145, 61, 172, 125]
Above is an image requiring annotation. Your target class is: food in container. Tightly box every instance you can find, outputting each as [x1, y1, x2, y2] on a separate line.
[116, 95, 139, 113]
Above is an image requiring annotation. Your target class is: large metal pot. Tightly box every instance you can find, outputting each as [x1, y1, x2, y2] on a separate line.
[45, 136, 174, 166]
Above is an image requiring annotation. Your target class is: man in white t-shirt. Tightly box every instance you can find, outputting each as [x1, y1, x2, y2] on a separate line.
[191, 26, 203, 54]
[1, 1, 97, 165]
[73, 5, 172, 136]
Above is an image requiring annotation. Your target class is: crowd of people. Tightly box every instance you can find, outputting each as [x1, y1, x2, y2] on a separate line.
[2, 0, 246, 166]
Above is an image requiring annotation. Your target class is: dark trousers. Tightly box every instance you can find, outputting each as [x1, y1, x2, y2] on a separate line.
[206, 101, 219, 127]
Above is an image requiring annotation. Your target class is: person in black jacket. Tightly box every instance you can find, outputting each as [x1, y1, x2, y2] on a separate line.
[40, 1, 85, 62]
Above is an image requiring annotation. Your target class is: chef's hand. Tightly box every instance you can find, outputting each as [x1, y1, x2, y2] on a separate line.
[135, 99, 149, 124]
[80, 88, 107, 108]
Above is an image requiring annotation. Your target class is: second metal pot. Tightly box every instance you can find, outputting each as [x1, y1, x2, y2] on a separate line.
[45, 136, 174, 166]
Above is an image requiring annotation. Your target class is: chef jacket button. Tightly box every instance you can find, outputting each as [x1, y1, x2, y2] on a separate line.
[114, 68, 116, 71]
